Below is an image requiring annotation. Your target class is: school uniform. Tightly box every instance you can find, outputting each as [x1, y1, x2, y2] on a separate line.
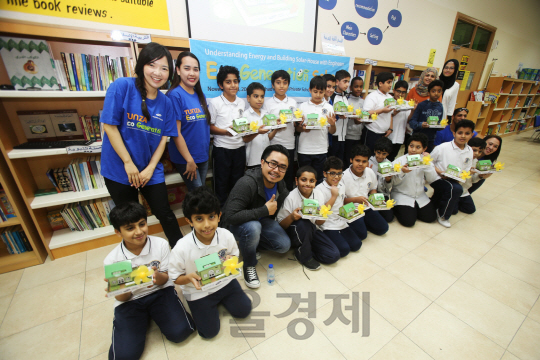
[276, 188, 340, 264]
[409, 100, 444, 152]
[100, 78, 182, 246]
[263, 95, 298, 190]
[297, 100, 334, 182]
[341, 166, 389, 237]
[453, 158, 479, 215]
[244, 107, 269, 167]
[329, 92, 348, 163]
[429, 141, 474, 220]
[390, 154, 438, 227]
[387, 108, 411, 161]
[367, 156, 394, 223]
[316, 180, 363, 257]
[344, 95, 365, 167]
[168, 228, 251, 339]
[209, 94, 247, 206]
[167, 86, 210, 191]
[104, 236, 195, 359]
[361, 89, 393, 154]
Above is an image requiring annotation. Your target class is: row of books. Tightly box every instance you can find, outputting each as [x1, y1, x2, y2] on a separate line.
[56, 197, 116, 232]
[47, 156, 105, 193]
[1, 226, 32, 254]
[0, 187, 16, 223]
[54, 53, 134, 92]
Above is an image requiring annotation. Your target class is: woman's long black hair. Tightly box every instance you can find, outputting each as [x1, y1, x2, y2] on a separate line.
[167, 51, 211, 125]
[134, 42, 173, 122]
[482, 135, 503, 162]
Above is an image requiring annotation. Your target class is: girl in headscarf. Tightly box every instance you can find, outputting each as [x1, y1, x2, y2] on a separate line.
[406, 67, 439, 104]
[440, 59, 460, 121]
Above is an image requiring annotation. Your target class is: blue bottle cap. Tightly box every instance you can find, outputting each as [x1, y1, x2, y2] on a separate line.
[269, 264, 273, 268]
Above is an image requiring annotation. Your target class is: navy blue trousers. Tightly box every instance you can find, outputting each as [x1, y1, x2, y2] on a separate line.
[348, 209, 390, 239]
[212, 146, 246, 206]
[286, 219, 340, 264]
[109, 286, 195, 360]
[187, 279, 252, 339]
[393, 201, 437, 227]
[430, 178, 463, 220]
[452, 195, 476, 215]
[298, 153, 327, 184]
[323, 226, 363, 258]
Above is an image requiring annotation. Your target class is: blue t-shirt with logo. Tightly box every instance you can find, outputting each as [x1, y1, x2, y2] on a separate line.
[100, 77, 178, 186]
[167, 86, 210, 164]
[264, 184, 277, 201]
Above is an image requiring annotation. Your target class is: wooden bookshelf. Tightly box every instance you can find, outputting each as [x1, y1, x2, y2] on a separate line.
[481, 77, 540, 136]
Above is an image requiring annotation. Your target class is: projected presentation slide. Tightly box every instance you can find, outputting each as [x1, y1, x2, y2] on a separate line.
[186, 0, 318, 52]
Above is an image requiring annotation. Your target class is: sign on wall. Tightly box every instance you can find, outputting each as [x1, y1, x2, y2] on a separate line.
[0, 0, 169, 31]
[190, 39, 354, 99]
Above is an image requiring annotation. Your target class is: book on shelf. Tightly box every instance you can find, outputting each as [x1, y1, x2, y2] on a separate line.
[59, 197, 115, 232]
[47, 210, 69, 231]
[0, 187, 16, 223]
[1, 226, 32, 254]
[46, 156, 105, 193]
[58, 52, 133, 92]
[486, 127, 494, 135]
[17, 109, 91, 142]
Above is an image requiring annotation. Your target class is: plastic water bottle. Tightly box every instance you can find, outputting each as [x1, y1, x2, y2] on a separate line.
[267, 264, 275, 286]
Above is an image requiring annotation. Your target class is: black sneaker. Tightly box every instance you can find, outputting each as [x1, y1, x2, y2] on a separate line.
[303, 258, 321, 271]
[244, 266, 260, 288]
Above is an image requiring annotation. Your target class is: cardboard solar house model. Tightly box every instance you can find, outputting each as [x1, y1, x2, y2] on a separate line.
[301, 198, 319, 215]
[378, 161, 392, 174]
[279, 109, 293, 122]
[384, 98, 396, 107]
[262, 114, 278, 126]
[105, 260, 134, 289]
[334, 101, 348, 112]
[195, 253, 223, 286]
[476, 159, 492, 171]
[361, 110, 371, 120]
[407, 154, 422, 167]
[232, 117, 248, 133]
[446, 164, 461, 177]
[368, 193, 386, 207]
[339, 203, 356, 219]
[306, 113, 319, 126]
[427, 116, 440, 125]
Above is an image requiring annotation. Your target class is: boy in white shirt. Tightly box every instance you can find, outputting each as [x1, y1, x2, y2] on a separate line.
[316, 156, 363, 258]
[169, 187, 251, 339]
[323, 73, 336, 103]
[209, 66, 246, 206]
[345, 77, 365, 169]
[243, 82, 278, 169]
[296, 76, 337, 183]
[329, 70, 351, 164]
[277, 165, 340, 270]
[388, 80, 414, 161]
[389, 133, 438, 227]
[368, 137, 394, 223]
[104, 202, 194, 359]
[361, 72, 395, 154]
[342, 144, 390, 238]
[262, 70, 298, 190]
[429, 119, 475, 227]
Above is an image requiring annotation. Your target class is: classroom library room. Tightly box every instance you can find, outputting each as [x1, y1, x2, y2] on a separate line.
[0, 0, 539, 359]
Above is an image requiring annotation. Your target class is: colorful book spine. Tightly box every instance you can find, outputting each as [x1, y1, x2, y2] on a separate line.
[69, 53, 80, 91]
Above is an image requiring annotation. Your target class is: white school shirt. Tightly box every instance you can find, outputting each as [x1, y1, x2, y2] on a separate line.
[298, 100, 334, 155]
[368, 156, 390, 196]
[342, 166, 378, 199]
[277, 187, 326, 225]
[388, 108, 411, 144]
[315, 180, 348, 231]
[462, 158, 481, 197]
[332, 92, 349, 141]
[245, 107, 269, 167]
[103, 236, 174, 308]
[390, 154, 439, 207]
[209, 94, 246, 149]
[430, 141, 474, 183]
[262, 95, 298, 149]
[363, 89, 393, 134]
[168, 228, 240, 301]
[345, 95, 364, 140]
[442, 82, 459, 118]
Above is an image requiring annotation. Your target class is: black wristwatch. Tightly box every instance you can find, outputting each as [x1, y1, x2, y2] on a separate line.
[388, 128, 393, 132]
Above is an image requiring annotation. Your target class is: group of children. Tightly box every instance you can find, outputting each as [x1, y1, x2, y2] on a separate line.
[103, 63, 495, 359]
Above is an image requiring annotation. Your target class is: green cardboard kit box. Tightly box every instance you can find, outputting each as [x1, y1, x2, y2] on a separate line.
[446, 164, 461, 177]
[427, 116, 439, 125]
[306, 113, 319, 126]
[301, 198, 319, 216]
[333, 101, 348, 112]
[378, 160, 392, 174]
[476, 160, 492, 171]
[232, 117, 248, 133]
[368, 193, 386, 207]
[407, 154, 422, 167]
[339, 203, 356, 219]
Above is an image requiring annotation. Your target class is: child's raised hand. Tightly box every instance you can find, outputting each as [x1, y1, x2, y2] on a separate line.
[327, 113, 337, 126]
[330, 185, 339, 197]
[402, 164, 412, 173]
[187, 272, 202, 290]
[357, 196, 369, 205]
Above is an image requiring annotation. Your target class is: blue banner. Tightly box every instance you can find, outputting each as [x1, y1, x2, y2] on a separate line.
[189, 39, 354, 99]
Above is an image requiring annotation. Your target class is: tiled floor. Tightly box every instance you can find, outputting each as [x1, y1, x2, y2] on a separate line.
[1, 132, 540, 360]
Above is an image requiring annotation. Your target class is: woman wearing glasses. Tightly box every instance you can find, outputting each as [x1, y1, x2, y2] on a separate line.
[433, 107, 478, 147]
[440, 59, 460, 121]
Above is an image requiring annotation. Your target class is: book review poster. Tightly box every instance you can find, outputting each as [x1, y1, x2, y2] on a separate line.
[0, 0, 169, 31]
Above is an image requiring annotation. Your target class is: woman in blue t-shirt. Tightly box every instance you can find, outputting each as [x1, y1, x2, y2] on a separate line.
[100, 42, 182, 246]
[167, 52, 211, 191]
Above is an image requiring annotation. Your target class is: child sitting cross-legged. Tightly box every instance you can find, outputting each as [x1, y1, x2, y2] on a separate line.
[277, 165, 340, 270]
[169, 186, 252, 339]
[104, 202, 195, 360]
[389, 133, 438, 227]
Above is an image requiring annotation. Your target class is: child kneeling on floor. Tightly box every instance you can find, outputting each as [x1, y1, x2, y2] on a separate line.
[104, 202, 195, 360]
[169, 186, 252, 339]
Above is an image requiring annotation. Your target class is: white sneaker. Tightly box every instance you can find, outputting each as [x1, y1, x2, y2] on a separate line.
[437, 210, 451, 228]
[244, 266, 261, 288]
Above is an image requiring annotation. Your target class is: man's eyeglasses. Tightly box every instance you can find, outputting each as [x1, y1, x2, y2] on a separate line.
[264, 159, 287, 173]
[394, 89, 407, 95]
[326, 171, 343, 178]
